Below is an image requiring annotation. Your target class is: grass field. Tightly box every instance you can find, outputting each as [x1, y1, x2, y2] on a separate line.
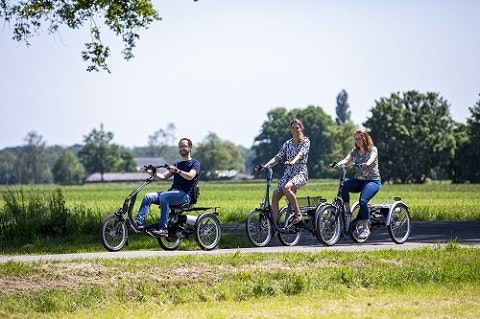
[2, 179, 478, 223]
[1, 182, 479, 318]
[0, 244, 479, 318]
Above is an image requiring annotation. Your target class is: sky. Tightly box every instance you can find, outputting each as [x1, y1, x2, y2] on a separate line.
[1, 0, 479, 150]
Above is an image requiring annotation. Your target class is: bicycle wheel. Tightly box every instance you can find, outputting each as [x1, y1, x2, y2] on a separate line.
[246, 209, 273, 247]
[195, 213, 222, 251]
[100, 214, 128, 252]
[388, 204, 411, 244]
[158, 231, 183, 251]
[315, 204, 341, 246]
[350, 204, 368, 243]
[277, 206, 301, 246]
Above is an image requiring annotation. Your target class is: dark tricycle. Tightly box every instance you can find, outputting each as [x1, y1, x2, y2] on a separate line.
[100, 165, 221, 251]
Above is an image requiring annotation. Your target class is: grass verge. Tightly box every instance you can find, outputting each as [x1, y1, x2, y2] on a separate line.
[0, 245, 479, 318]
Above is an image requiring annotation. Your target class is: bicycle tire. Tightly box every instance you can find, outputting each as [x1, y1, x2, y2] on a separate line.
[246, 209, 273, 247]
[277, 206, 301, 246]
[195, 213, 222, 251]
[100, 214, 128, 252]
[314, 204, 341, 246]
[350, 204, 368, 243]
[388, 204, 411, 244]
[158, 232, 183, 251]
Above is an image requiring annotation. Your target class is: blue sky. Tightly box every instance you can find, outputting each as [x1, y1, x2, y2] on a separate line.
[1, 0, 479, 150]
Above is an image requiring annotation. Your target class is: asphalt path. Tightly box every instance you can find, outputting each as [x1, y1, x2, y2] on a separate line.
[1, 221, 478, 263]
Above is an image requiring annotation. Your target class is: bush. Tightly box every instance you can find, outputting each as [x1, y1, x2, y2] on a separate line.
[0, 188, 101, 243]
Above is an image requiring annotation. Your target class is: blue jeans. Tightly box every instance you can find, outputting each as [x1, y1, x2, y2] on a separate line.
[341, 179, 381, 221]
[135, 189, 190, 227]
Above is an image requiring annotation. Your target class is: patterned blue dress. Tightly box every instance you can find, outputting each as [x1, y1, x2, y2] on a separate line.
[274, 137, 310, 192]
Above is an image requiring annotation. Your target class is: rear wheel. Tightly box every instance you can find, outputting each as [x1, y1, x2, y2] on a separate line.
[315, 204, 341, 246]
[195, 213, 222, 250]
[277, 206, 301, 246]
[100, 214, 128, 252]
[246, 209, 272, 247]
[388, 204, 411, 243]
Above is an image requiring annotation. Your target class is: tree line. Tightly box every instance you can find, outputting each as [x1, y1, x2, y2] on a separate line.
[0, 90, 479, 185]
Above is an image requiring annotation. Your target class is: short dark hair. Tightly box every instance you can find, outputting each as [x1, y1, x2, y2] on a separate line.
[179, 138, 193, 148]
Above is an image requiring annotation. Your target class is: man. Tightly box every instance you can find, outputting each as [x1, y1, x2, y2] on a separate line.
[135, 138, 200, 236]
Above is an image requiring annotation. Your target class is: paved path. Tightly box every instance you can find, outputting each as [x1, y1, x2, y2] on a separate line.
[0, 221, 478, 263]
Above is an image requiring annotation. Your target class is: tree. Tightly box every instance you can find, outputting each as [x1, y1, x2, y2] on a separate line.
[451, 95, 480, 183]
[114, 148, 137, 172]
[1, 0, 162, 72]
[194, 133, 245, 179]
[147, 123, 176, 157]
[78, 124, 121, 181]
[253, 105, 335, 178]
[335, 89, 351, 125]
[324, 121, 357, 169]
[52, 148, 85, 184]
[19, 131, 52, 184]
[0, 151, 19, 184]
[465, 97, 480, 182]
[364, 91, 456, 183]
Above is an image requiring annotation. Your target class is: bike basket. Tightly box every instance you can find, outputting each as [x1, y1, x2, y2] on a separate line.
[297, 196, 325, 207]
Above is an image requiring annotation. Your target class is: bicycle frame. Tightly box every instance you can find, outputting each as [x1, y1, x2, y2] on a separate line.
[256, 165, 301, 234]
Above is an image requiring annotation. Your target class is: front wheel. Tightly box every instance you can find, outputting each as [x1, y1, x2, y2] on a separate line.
[388, 204, 411, 244]
[315, 204, 341, 246]
[349, 204, 369, 243]
[158, 232, 183, 251]
[195, 213, 222, 251]
[277, 206, 301, 246]
[100, 214, 128, 252]
[246, 209, 273, 247]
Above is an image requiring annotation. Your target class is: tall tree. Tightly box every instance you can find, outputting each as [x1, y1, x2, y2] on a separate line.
[253, 105, 335, 178]
[1, 0, 162, 72]
[19, 131, 52, 184]
[52, 148, 85, 185]
[0, 151, 19, 184]
[465, 97, 480, 182]
[78, 124, 120, 181]
[364, 91, 456, 183]
[194, 133, 245, 179]
[335, 89, 351, 125]
[452, 96, 480, 183]
[147, 123, 176, 157]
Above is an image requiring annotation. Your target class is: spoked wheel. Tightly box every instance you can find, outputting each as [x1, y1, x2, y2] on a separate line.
[315, 204, 341, 246]
[246, 209, 273, 247]
[388, 204, 411, 244]
[350, 218, 368, 243]
[277, 206, 301, 246]
[157, 231, 183, 251]
[100, 214, 128, 252]
[195, 213, 222, 251]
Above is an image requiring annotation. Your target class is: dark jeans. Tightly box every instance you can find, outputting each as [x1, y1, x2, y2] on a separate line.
[341, 179, 381, 221]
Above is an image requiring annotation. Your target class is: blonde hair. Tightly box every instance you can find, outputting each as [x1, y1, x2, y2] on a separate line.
[290, 118, 306, 141]
[353, 129, 374, 151]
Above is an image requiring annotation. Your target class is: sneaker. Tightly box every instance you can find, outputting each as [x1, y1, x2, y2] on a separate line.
[358, 228, 371, 239]
[151, 227, 168, 236]
[135, 220, 144, 231]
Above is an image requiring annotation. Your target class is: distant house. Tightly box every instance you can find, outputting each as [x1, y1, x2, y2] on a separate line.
[83, 157, 167, 183]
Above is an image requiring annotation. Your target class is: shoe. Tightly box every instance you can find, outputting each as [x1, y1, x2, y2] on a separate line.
[151, 227, 168, 236]
[358, 228, 371, 239]
[135, 220, 144, 230]
[290, 214, 303, 225]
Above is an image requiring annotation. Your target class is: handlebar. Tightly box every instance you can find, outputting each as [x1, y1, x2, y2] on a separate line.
[142, 164, 171, 178]
[330, 161, 362, 169]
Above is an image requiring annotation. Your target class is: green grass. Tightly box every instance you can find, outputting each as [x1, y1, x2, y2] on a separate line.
[0, 245, 479, 318]
[0, 180, 479, 255]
